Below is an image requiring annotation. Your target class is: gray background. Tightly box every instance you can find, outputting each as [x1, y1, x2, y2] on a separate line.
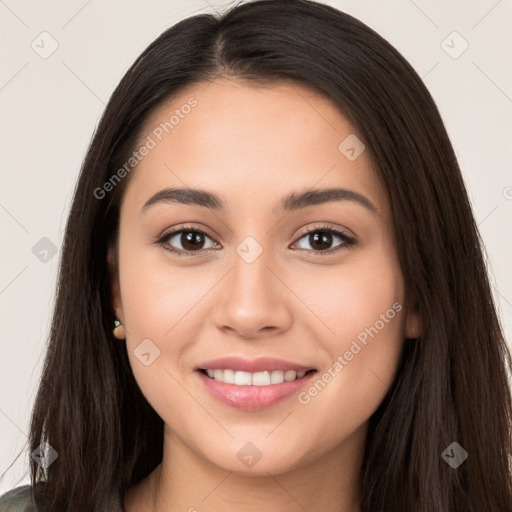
[1, 0, 511, 492]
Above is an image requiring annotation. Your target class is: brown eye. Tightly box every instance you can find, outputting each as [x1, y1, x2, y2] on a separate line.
[157, 227, 220, 256]
[291, 225, 356, 255]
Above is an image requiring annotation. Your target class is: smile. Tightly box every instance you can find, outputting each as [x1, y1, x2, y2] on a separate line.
[196, 368, 318, 411]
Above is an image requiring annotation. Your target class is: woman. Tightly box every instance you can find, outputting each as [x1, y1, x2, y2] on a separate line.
[1, 0, 511, 510]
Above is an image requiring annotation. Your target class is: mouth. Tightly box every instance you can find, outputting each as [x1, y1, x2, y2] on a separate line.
[195, 368, 318, 411]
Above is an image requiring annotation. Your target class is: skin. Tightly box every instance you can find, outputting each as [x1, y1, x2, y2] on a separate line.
[109, 77, 420, 512]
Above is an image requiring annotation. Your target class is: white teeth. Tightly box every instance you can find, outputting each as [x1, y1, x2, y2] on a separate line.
[252, 371, 271, 386]
[270, 371, 285, 384]
[284, 370, 297, 381]
[222, 369, 235, 384]
[203, 369, 310, 385]
[234, 371, 252, 386]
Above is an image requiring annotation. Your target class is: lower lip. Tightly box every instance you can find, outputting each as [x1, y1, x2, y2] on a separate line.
[196, 370, 317, 411]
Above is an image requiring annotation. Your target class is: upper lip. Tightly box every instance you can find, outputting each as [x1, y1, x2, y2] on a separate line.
[196, 356, 316, 373]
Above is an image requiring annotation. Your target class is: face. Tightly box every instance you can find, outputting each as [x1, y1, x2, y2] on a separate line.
[109, 77, 419, 476]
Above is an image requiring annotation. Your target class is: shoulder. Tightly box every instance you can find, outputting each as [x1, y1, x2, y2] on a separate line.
[0, 483, 123, 512]
[0, 485, 37, 512]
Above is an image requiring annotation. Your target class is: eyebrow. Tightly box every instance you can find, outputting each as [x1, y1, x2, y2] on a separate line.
[141, 187, 378, 216]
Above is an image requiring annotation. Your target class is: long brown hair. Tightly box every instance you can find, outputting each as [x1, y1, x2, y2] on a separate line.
[2, 0, 511, 510]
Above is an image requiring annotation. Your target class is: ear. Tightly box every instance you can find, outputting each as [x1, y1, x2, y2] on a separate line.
[107, 244, 124, 323]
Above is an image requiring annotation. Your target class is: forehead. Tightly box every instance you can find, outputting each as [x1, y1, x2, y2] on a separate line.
[122, 77, 389, 219]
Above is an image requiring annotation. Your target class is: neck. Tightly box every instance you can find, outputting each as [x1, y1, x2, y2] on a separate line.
[124, 423, 366, 512]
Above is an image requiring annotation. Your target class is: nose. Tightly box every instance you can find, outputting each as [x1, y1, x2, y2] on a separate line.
[212, 247, 293, 340]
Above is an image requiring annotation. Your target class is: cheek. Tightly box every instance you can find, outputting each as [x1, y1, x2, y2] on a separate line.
[293, 250, 406, 435]
[294, 248, 404, 348]
[118, 227, 210, 341]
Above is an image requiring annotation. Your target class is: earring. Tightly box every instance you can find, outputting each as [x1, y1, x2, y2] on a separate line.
[113, 318, 126, 340]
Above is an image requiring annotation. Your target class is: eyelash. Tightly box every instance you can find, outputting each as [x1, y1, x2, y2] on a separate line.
[155, 223, 356, 258]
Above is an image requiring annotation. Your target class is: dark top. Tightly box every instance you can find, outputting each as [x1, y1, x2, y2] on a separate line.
[0, 485, 123, 512]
